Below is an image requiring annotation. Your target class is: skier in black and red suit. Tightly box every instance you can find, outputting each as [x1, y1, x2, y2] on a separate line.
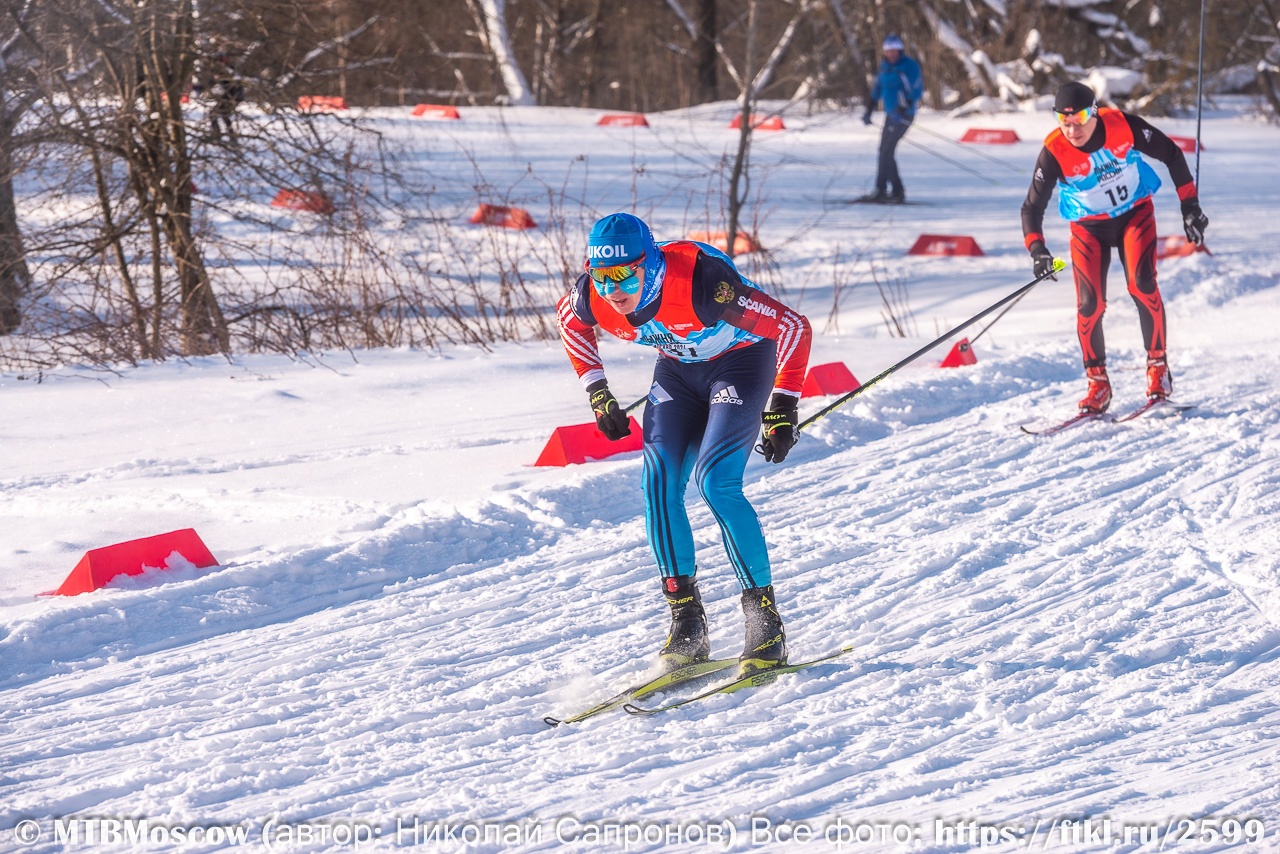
[1021, 81, 1210, 413]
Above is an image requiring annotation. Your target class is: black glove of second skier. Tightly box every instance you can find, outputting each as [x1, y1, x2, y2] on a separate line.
[586, 380, 632, 441]
[1029, 240, 1057, 281]
[1182, 199, 1209, 245]
[760, 394, 799, 464]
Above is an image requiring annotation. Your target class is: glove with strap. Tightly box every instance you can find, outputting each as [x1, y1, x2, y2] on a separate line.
[760, 393, 799, 464]
[1029, 240, 1057, 281]
[1181, 198, 1209, 245]
[586, 380, 632, 442]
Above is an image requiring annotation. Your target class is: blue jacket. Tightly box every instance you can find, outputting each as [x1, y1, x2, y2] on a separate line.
[869, 55, 923, 120]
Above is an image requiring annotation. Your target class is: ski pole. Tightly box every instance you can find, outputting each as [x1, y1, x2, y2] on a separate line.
[907, 121, 1024, 174]
[625, 395, 647, 414]
[968, 284, 1032, 347]
[795, 258, 1066, 434]
[866, 119, 1001, 186]
[1194, 0, 1206, 186]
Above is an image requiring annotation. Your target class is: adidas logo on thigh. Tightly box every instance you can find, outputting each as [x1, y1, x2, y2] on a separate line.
[710, 385, 744, 405]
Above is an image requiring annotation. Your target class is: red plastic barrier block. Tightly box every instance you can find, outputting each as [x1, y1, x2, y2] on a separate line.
[1156, 235, 1211, 259]
[728, 114, 786, 131]
[469, 204, 537, 229]
[907, 234, 984, 256]
[271, 189, 335, 215]
[54, 529, 219, 596]
[960, 128, 1020, 144]
[535, 418, 643, 466]
[939, 337, 978, 368]
[298, 95, 348, 112]
[1168, 136, 1202, 153]
[598, 113, 649, 127]
[413, 104, 461, 120]
[686, 230, 762, 254]
[801, 362, 860, 398]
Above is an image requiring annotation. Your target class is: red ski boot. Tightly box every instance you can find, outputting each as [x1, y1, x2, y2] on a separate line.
[1078, 366, 1112, 413]
[1146, 358, 1173, 401]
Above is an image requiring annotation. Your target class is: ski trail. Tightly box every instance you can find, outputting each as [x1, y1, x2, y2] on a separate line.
[5, 345, 1280, 842]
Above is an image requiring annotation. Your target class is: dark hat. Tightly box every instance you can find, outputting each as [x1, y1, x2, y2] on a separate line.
[1054, 82, 1097, 114]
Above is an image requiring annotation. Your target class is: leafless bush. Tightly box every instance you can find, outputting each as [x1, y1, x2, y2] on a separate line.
[873, 263, 915, 339]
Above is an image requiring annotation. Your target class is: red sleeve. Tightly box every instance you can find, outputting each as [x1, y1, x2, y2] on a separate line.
[556, 291, 606, 389]
[689, 253, 812, 396]
[726, 290, 812, 397]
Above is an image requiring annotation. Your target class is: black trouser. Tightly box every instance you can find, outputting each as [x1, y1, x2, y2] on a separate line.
[876, 115, 912, 196]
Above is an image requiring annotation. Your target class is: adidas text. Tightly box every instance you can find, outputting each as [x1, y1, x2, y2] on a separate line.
[710, 386, 744, 406]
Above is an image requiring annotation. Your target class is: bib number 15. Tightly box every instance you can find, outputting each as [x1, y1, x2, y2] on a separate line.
[1104, 185, 1130, 206]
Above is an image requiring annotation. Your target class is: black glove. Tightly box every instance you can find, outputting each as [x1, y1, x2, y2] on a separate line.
[760, 394, 799, 464]
[1029, 240, 1057, 281]
[586, 380, 632, 441]
[1181, 199, 1209, 245]
[861, 110, 873, 126]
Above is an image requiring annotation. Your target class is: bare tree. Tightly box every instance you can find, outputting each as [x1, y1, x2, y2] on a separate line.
[0, 1, 36, 334]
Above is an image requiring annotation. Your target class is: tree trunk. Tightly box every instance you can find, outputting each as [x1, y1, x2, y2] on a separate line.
[473, 0, 535, 106]
[0, 117, 29, 335]
[0, 132, 27, 332]
[694, 0, 718, 104]
[136, 0, 229, 356]
[726, 0, 757, 262]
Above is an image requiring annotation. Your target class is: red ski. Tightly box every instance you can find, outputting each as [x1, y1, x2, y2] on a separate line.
[1113, 399, 1195, 423]
[1020, 411, 1111, 436]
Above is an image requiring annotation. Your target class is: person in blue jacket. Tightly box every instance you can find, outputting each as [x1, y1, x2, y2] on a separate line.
[860, 34, 924, 203]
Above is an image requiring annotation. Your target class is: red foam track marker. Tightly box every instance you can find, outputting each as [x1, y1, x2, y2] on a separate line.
[535, 419, 643, 466]
[53, 529, 219, 596]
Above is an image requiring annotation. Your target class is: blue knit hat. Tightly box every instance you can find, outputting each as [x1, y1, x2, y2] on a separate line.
[882, 34, 905, 51]
[586, 213, 654, 268]
[585, 213, 666, 308]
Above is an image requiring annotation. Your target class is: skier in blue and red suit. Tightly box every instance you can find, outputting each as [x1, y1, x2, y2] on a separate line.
[1022, 81, 1210, 413]
[557, 213, 812, 676]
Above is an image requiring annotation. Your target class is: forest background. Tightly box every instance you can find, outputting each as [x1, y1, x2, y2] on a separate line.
[1, 0, 1276, 369]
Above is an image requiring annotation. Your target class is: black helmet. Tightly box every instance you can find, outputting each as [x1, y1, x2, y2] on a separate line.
[1054, 81, 1097, 115]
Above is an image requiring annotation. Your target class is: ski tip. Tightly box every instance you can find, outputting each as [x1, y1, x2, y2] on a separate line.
[543, 716, 564, 727]
[622, 703, 659, 716]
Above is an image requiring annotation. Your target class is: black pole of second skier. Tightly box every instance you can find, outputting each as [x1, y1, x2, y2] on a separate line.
[793, 259, 1066, 434]
[1194, 0, 1207, 186]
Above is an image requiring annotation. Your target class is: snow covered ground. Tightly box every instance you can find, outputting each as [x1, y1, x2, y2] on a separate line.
[3, 101, 1280, 852]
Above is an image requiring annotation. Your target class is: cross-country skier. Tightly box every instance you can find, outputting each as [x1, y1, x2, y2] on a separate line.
[1022, 81, 1210, 413]
[557, 213, 812, 677]
[859, 34, 924, 204]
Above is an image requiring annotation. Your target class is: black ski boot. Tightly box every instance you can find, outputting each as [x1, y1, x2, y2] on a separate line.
[739, 585, 787, 675]
[658, 576, 711, 671]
